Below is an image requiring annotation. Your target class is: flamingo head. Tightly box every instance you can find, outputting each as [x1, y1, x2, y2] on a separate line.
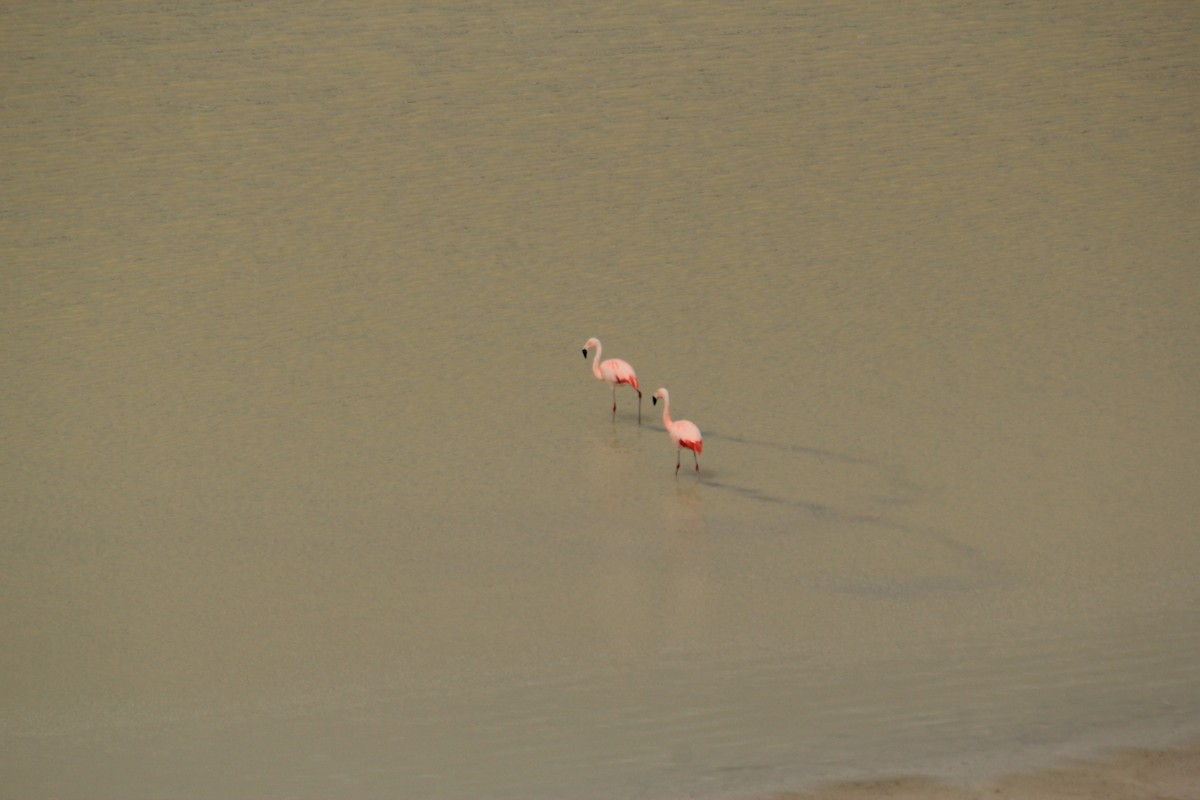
[582, 337, 600, 357]
[652, 387, 668, 406]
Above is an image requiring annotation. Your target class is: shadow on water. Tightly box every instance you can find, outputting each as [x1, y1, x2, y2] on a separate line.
[705, 428, 880, 466]
[699, 427, 914, 511]
[694, 429, 1010, 598]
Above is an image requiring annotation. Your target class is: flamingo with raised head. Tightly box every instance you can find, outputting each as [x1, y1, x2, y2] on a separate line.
[582, 337, 642, 423]
[652, 387, 702, 474]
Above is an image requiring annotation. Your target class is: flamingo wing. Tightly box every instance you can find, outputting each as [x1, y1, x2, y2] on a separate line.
[600, 358, 639, 388]
[675, 421, 702, 453]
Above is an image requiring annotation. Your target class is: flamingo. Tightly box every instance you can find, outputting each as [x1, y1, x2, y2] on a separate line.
[582, 337, 642, 423]
[652, 387, 702, 474]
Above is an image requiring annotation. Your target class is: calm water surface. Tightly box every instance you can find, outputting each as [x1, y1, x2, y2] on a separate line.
[3, 2, 1198, 797]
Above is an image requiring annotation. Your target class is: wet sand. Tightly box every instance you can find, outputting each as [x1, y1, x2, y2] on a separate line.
[772, 742, 1200, 800]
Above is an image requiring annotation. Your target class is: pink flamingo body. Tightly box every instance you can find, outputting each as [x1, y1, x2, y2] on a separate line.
[652, 387, 702, 474]
[582, 337, 642, 422]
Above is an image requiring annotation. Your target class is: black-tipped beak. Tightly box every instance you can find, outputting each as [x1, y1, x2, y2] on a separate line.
[652, 396, 658, 406]
[581, 349, 588, 357]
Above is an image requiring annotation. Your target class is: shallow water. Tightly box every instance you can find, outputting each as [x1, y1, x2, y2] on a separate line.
[3, 2, 1199, 797]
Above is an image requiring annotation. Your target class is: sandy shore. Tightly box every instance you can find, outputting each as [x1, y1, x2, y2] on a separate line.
[770, 742, 1200, 800]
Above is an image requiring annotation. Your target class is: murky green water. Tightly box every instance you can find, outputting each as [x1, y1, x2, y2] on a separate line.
[3, 2, 1198, 797]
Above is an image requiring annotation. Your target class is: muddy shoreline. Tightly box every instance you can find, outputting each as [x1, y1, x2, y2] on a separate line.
[769, 741, 1200, 800]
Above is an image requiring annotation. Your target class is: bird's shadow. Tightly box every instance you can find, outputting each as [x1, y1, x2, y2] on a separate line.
[706, 429, 878, 466]
[691, 429, 1007, 597]
[699, 427, 915, 510]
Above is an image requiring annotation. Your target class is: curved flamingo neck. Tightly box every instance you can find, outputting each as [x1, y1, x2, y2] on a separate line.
[590, 341, 603, 380]
[659, 391, 672, 428]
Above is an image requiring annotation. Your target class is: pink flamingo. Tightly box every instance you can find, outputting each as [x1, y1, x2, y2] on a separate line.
[582, 337, 642, 423]
[652, 387, 702, 474]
